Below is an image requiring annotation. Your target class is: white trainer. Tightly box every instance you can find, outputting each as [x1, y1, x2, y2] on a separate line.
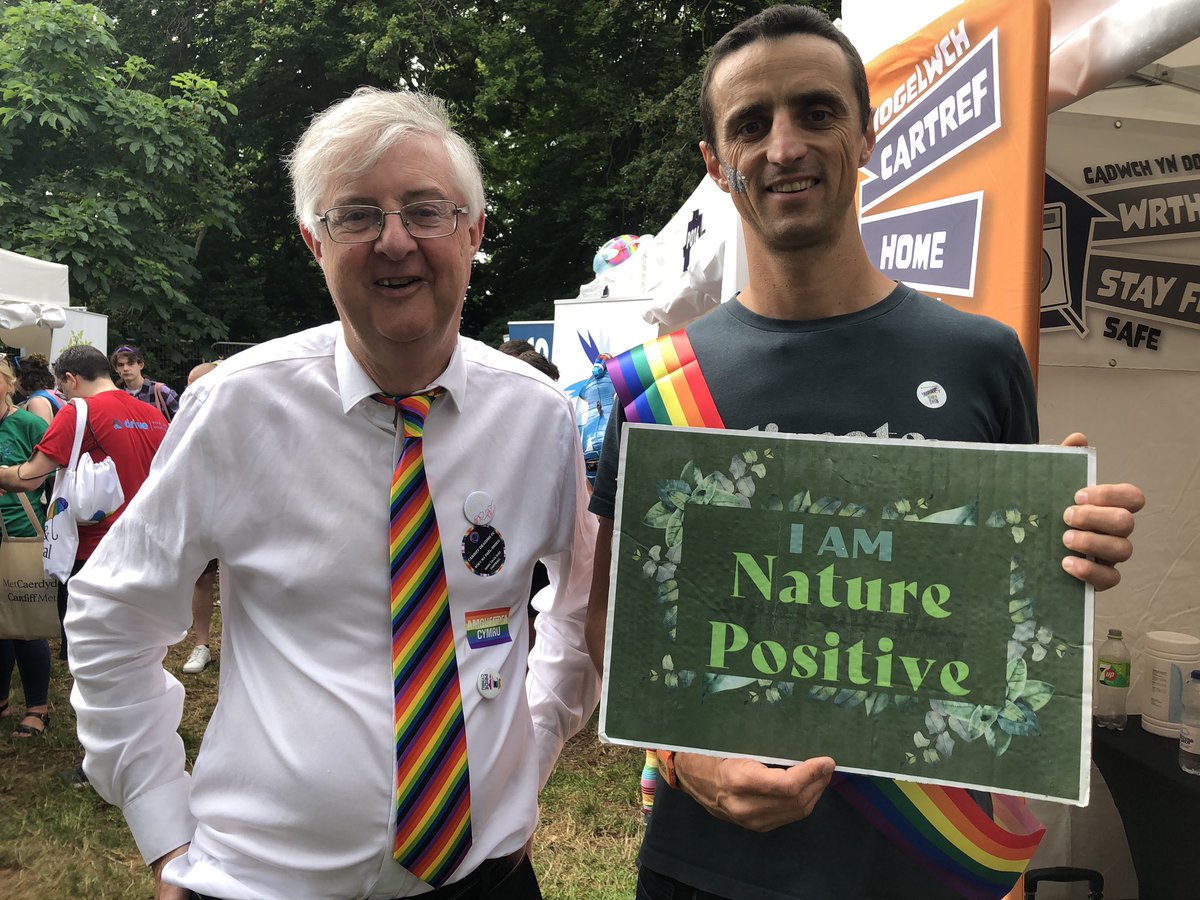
[182, 644, 212, 674]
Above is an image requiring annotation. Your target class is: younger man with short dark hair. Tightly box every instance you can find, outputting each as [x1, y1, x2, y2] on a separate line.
[111, 344, 179, 421]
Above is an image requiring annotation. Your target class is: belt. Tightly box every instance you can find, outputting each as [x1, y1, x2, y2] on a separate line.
[192, 847, 528, 900]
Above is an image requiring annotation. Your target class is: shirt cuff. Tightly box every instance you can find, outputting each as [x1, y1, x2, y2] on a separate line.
[121, 773, 196, 864]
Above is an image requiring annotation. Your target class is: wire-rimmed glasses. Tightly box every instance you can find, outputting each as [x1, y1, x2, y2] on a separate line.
[318, 201, 469, 243]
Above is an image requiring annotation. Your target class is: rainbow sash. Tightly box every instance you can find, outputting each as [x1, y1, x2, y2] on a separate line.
[607, 332, 1045, 900]
[606, 331, 723, 429]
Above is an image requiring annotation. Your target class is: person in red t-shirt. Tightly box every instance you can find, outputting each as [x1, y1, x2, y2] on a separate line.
[0, 345, 168, 658]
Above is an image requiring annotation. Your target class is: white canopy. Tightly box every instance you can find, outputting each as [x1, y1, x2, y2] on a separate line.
[0, 248, 69, 351]
[0, 247, 69, 307]
[574, 176, 742, 331]
[1045, 0, 1200, 116]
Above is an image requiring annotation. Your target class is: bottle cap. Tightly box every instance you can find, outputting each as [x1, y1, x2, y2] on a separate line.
[1108, 628, 1123, 639]
[1192, 669, 1200, 680]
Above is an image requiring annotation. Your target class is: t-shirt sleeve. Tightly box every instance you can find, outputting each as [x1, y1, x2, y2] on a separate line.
[1002, 333, 1038, 445]
[34, 401, 77, 466]
[587, 406, 624, 520]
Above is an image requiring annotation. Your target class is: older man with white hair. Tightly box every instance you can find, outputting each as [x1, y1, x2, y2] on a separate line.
[66, 88, 599, 900]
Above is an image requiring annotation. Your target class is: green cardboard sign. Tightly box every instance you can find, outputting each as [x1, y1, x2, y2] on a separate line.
[600, 425, 1095, 804]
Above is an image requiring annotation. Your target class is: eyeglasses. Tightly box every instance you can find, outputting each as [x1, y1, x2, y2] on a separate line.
[318, 201, 469, 244]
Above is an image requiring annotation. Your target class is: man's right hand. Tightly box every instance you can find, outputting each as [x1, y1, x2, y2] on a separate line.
[151, 844, 190, 900]
[673, 752, 836, 832]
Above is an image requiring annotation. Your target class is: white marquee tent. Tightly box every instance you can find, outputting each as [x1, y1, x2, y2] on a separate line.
[0, 248, 107, 356]
[0, 247, 70, 351]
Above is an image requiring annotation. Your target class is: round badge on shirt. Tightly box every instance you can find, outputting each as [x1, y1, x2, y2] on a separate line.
[462, 524, 505, 577]
[477, 669, 503, 699]
[463, 490, 495, 526]
[916, 380, 947, 409]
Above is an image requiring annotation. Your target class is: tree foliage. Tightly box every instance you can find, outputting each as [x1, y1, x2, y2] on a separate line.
[0, 0, 240, 368]
[22, 1, 838, 355]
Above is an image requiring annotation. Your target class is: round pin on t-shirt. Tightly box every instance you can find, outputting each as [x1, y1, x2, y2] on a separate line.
[916, 380, 947, 408]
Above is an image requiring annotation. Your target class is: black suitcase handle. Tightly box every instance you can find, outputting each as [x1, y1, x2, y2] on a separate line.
[1024, 866, 1104, 899]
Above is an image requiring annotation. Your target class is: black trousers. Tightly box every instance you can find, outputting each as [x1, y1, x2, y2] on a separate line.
[636, 865, 732, 900]
[56, 557, 87, 659]
[193, 851, 541, 900]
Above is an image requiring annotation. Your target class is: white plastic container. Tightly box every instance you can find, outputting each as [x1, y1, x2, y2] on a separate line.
[1142, 630, 1200, 737]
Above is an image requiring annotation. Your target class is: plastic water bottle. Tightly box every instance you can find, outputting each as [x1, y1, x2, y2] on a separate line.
[1180, 669, 1200, 775]
[1096, 628, 1130, 730]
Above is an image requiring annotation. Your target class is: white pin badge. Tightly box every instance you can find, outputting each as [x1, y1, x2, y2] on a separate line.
[916, 381, 947, 409]
[477, 669, 503, 699]
[463, 491, 495, 526]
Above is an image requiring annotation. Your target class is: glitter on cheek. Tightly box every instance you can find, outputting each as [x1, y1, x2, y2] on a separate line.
[721, 161, 749, 194]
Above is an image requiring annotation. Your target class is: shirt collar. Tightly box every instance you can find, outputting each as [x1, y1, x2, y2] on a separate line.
[334, 326, 467, 415]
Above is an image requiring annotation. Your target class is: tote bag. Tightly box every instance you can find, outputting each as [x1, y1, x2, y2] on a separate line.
[42, 399, 90, 580]
[0, 494, 59, 639]
[42, 482, 78, 583]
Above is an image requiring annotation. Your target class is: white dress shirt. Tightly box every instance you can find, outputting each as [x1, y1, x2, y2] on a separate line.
[66, 323, 601, 899]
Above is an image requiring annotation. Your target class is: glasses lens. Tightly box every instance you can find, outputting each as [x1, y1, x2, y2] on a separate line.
[403, 201, 458, 237]
[324, 206, 383, 242]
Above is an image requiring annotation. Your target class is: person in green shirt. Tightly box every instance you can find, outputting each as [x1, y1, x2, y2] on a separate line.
[0, 355, 51, 737]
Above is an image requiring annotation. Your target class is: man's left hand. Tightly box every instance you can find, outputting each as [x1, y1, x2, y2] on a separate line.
[1059, 433, 1145, 591]
[673, 752, 836, 833]
[151, 843, 190, 900]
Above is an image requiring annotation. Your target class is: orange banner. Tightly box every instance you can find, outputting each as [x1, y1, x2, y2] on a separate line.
[860, 0, 1051, 370]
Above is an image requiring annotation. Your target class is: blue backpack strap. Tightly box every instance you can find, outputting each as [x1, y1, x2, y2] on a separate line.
[32, 388, 64, 413]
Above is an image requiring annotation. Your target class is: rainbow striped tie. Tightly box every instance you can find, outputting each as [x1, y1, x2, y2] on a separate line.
[378, 390, 472, 887]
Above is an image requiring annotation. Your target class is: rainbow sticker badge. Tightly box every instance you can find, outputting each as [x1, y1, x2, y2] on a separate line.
[465, 607, 511, 649]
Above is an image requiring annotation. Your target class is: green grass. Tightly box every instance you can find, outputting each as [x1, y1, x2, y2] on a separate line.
[0, 607, 643, 898]
[535, 729, 645, 899]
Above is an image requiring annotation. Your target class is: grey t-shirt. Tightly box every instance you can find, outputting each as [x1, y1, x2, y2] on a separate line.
[590, 285, 1037, 900]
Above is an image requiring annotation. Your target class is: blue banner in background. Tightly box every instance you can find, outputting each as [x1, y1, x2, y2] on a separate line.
[506, 320, 554, 361]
